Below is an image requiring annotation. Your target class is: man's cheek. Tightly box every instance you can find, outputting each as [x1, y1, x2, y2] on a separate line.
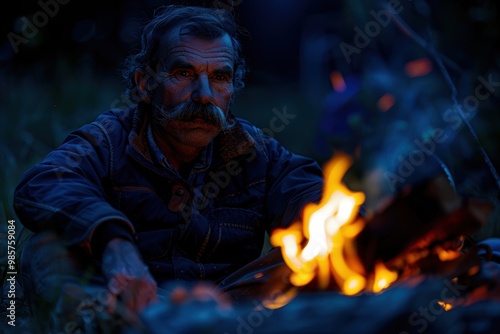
[161, 90, 183, 110]
[161, 80, 190, 104]
[220, 89, 233, 112]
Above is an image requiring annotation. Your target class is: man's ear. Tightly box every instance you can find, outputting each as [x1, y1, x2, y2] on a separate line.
[134, 71, 151, 102]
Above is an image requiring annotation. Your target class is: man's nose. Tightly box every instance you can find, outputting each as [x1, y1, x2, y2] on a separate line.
[191, 74, 213, 104]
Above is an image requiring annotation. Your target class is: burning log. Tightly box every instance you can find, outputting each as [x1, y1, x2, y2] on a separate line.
[354, 174, 493, 279]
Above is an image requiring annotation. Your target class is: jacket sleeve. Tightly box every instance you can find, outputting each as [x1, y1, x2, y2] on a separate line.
[13, 120, 135, 256]
[258, 131, 325, 232]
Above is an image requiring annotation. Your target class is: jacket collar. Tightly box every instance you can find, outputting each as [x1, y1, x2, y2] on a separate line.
[215, 112, 255, 161]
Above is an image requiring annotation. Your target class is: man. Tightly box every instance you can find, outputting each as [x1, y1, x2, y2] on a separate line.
[13, 4, 323, 330]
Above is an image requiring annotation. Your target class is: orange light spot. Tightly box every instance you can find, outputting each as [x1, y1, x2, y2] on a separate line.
[254, 272, 264, 279]
[330, 71, 346, 92]
[436, 248, 461, 261]
[344, 276, 365, 295]
[437, 300, 453, 311]
[372, 262, 398, 293]
[405, 58, 432, 77]
[377, 93, 395, 112]
[262, 288, 298, 310]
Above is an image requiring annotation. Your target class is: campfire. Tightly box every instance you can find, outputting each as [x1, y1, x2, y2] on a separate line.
[264, 153, 496, 309]
[215, 153, 498, 315]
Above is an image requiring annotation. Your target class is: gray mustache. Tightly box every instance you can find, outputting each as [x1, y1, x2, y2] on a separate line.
[155, 101, 233, 130]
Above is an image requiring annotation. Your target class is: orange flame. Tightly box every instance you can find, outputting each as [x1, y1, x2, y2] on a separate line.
[271, 154, 398, 296]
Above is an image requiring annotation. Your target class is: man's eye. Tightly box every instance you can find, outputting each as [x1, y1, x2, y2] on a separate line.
[174, 70, 191, 78]
[214, 74, 230, 82]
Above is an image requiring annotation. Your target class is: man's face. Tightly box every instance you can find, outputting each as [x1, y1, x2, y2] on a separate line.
[150, 27, 235, 148]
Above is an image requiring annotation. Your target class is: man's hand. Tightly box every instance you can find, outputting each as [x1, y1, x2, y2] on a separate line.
[101, 238, 158, 313]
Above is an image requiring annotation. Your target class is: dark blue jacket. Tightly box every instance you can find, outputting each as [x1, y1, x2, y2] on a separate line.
[13, 105, 324, 284]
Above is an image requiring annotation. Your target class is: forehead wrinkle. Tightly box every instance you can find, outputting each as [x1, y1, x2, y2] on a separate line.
[168, 44, 234, 61]
[166, 54, 234, 73]
[165, 46, 234, 73]
[160, 28, 236, 66]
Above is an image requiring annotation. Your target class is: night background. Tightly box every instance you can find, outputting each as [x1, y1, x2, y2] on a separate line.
[2, 0, 500, 331]
[3, 0, 500, 236]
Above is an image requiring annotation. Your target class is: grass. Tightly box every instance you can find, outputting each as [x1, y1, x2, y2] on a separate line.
[0, 59, 125, 331]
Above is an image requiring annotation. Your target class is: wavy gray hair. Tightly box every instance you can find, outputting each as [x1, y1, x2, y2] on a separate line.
[121, 4, 248, 104]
